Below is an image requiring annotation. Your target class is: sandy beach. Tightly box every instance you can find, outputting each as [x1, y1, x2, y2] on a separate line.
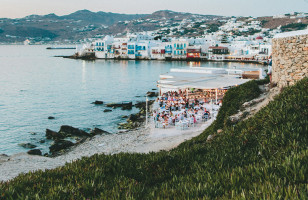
[0, 119, 213, 182]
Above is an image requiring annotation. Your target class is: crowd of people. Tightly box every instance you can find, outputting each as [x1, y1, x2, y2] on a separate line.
[152, 90, 220, 130]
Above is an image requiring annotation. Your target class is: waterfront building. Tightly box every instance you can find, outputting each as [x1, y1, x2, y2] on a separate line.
[151, 45, 166, 60]
[186, 46, 202, 60]
[112, 41, 122, 59]
[208, 46, 230, 60]
[171, 39, 189, 60]
[135, 42, 149, 59]
[94, 36, 114, 59]
[164, 42, 173, 60]
[113, 37, 129, 59]
[76, 43, 94, 57]
[120, 42, 128, 59]
[127, 42, 136, 59]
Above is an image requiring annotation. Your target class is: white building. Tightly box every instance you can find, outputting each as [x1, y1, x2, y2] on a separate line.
[171, 39, 189, 59]
[94, 36, 114, 59]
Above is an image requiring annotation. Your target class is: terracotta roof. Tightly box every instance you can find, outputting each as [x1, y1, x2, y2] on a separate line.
[209, 46, 228, 49]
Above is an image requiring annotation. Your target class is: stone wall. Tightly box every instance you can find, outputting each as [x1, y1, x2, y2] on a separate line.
[272, 31, 308, 88]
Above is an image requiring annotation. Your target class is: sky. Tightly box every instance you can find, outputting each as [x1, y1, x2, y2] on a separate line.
[0, 0, 307, 19]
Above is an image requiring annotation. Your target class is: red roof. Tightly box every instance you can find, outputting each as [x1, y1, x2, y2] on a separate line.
[256, 36, 263, 40]
[209, 46, 228, 49]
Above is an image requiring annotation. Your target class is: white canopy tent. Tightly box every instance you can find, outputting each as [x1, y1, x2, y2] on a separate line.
[157, 72, 251, 104]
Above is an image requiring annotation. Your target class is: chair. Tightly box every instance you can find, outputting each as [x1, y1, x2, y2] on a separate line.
[163, 121, 169, 129]
[196, 115, 202, 123]
[203, 115, 209, 122]
[189, 119, 195, 127]
[155, 121, 162, 128]
[182, 122, 188, 130]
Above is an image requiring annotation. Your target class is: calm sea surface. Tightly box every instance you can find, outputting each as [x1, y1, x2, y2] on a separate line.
[0, 45, 264, 155]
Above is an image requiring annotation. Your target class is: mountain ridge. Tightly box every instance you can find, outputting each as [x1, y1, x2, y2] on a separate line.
[0, 10, 306, 44]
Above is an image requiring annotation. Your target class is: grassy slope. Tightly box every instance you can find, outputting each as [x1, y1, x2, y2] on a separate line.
[1, 78, 307, 199]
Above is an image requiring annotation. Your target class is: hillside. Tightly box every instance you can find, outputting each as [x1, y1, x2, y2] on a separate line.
[1, 77, 307, 199]
[0, 10, 225, 43]
[61, 10, 147, 26]
[104, 10, 223, 36]
[0, 10, 307, 44]
[0, 10, 148, 43]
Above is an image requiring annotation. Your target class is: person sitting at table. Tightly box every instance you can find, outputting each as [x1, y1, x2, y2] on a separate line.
[198, 109, 204, 115]
[185, 101, 189, 109]
[175, 114, 179, 122]
[168, 116, 173, 125]
[194, 109, 198, 115]
[180, 113, 184, 121]
[184, 111, 187, 118]
[193, 115, 197, 123]
[219, 100, 223, 106]
[153, 110, 157, 120]
[156, 112, 160, 120]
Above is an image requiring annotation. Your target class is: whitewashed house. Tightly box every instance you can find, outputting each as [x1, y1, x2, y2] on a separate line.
[127, 42, 136, 59]
[94, 36, 114, 59]
[171, 39, 189, 59]
[151, 45, 166, 60]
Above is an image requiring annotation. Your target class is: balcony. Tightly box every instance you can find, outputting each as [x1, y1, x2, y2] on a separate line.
[136, 47, 146, 51]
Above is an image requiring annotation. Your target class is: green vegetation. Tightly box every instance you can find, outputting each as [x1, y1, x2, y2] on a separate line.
[1, 78, 307, 199]
[261, 20, 269, 26]
[207, 23, 221, 33]
[281, 23, 308, 32]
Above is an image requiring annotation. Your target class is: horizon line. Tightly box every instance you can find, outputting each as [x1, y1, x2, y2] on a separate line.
[1, 9, 305, 20]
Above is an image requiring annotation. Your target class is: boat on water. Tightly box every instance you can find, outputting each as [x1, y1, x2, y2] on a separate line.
[46, 47, 76, 50]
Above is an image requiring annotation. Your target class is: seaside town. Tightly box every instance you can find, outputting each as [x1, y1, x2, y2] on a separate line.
[76, 31, 272, 63]
[0, 0, 307, 198]
[76, 16, 278, 62]
[32, 11, 303, 64]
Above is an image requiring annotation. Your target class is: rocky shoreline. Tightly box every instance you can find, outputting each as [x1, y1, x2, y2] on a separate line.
[14, 96, 157, 158]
